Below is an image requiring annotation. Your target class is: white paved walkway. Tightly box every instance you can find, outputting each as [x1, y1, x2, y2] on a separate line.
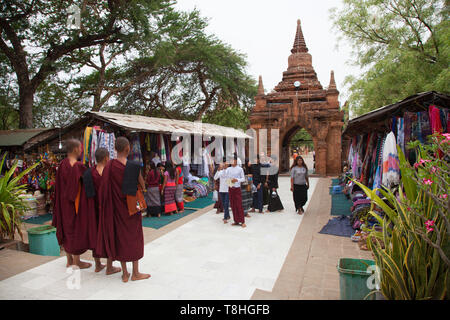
[0, 177, 317, 300]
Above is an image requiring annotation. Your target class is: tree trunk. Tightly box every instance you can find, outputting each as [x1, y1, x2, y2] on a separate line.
[18, 85, 34, 129]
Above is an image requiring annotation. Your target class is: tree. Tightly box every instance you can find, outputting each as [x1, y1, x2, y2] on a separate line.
[0, 52, 18, 129]
[331, 0, 449, 117]
[115, 29, 256, 121]
[290, 128, 314, 150]
[202, 105, 252, 131]
[0, 0, 173, 128]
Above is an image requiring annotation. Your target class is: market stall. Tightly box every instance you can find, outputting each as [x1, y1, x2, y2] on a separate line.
[27, 111, 252, 212]
[336, 91, 450, 242]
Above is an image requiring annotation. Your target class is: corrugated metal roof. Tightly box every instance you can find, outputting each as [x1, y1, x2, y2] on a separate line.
[88, 111, 253, 139]
[0, 129, 52, 147]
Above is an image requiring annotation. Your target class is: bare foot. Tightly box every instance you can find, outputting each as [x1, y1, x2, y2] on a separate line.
[223, 219, 228, 224]
[241, 223, 247, 228]
[76, 261, 92, 269]
[122, 271, 130, 283]
[106, 266, 122, 275]
[131, 273, 151, 281]
[231, 222, 240, 226]
[157, 214, 161, 218]
[95, 263, 106, 273]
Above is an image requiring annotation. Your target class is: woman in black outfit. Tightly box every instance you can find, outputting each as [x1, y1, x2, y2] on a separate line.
[266, 156, 284, 212]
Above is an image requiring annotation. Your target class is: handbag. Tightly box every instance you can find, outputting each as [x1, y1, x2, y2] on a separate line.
[212, 190, 218, 201]
[126, 185, 147, 216]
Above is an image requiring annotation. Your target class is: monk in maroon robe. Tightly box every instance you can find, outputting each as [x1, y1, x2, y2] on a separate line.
[84, 147, 121, 275]
[52, 139, 92, 269]
[97, 137, 150, 282]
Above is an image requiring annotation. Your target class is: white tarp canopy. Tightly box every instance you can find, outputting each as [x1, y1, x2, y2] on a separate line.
[88, 111, 253, 139]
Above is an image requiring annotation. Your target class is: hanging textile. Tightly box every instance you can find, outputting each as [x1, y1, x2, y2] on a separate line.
[439, 108, 447, 133]
[83, 127, 93, 165]
[418, 111, 432, 143]
[160, 134, 167, 162]
[397, 117, 405, 154]
[89, 127, 98, 167]
[98, 132, 117, 160]
[128, 133, 143, 166]
[368, 134, 381, 187]
[382, 131, 400, 188]
[145, 133, 151, 152]
[360, 133, 372, 185]
[429, 105, 443, 134]
[164, 134, 171, 163]
[391, 117, 397, 137]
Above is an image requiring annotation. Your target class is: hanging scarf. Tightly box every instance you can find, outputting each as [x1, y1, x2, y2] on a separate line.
[145, 133, 151, 152]
[160, 134, 167, 162]
[429, 105, 443, 134]
[128, 133, 143, 166]
[109, 133, 117, 159]
[83, 127, 93, 165]
[382, 131, 400, 188]
[397, 117, 405, 154]
[418, 111, 431, 143]
[89, 128, 98, 167]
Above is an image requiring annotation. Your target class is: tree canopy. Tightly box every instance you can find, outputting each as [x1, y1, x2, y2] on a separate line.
[331, 0, 449, 117]
[0, 0, 257, 129]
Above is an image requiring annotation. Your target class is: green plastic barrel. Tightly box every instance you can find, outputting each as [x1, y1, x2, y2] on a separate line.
[27, 225, 60, 256]
[337, 258, 376, 300]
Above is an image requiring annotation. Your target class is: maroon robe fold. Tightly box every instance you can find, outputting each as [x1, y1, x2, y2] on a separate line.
[96, 159, 144, 262]
[52, 158, 90, 255]
[82, 166, 104, 257]
[229, 187, 245, 224]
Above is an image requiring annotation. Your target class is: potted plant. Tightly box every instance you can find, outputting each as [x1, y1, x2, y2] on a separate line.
[0, 152, 40, 247]
[354, 133, 449, 300]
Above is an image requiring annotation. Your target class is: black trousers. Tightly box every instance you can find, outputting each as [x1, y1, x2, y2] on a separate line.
[293, 184, 308, 210]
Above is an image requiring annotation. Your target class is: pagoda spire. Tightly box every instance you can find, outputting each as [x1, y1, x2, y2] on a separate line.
[328, 70, 337, 90]
[291, 19, 308, 54]
[257, 75, 265, 95]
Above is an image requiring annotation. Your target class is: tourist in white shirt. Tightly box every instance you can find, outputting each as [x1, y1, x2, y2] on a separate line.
[226, 156, 246, 228]
[214, 161, 230, 223]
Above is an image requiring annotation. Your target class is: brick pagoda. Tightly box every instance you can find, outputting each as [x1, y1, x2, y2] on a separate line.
[249, 19, 344, 175]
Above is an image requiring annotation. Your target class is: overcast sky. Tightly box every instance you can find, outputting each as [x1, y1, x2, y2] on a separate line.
[175, 0, 362, 105]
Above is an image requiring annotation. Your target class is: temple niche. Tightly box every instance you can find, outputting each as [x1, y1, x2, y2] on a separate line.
[249, 19, 344, 175]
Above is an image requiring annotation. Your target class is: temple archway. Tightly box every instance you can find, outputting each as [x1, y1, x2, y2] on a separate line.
[249, 19, 344, 175]
[281, 125, 314, 172]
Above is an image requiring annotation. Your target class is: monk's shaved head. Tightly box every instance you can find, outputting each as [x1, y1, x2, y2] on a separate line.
[95, 147, 109, 163]
[115, 136, 130, 154]
[66, 138, 81, 154]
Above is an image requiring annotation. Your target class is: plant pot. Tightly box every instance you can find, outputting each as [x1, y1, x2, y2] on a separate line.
[0, 239, 27, 251]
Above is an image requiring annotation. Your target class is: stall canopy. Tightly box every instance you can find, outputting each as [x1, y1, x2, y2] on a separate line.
[0, 128, 54, 148]
[87, 111, 253, 139]
[343, 91, 450, 137]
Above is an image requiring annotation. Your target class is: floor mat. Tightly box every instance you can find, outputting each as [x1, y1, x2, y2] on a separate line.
[22, 213, 52, 225]
[331, 193, 353, 216]
[184, 192, 215, 209]
[142, 209, 197, 229]
[319, 215, 354, 237]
